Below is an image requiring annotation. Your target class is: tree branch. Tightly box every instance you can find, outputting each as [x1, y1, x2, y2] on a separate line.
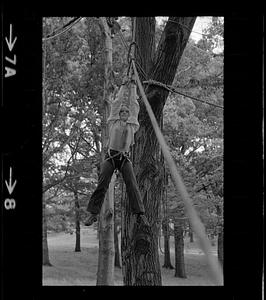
[151, 17, 197, 84]
[43, 17, 83, 41]
[43, 124, 78, 166]
[135, 17, 156, 81]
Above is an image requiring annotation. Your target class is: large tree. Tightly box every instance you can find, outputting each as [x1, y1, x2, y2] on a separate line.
[121, 17, 196, 286]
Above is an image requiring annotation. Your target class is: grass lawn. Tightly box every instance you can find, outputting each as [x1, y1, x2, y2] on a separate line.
[43, 226, 220, 286]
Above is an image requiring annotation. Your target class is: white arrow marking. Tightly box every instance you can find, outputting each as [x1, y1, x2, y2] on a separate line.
[5, 167, 17, 195]
[5, 24, 17, 52]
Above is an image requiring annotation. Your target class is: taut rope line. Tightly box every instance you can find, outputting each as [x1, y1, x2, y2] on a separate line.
[143, 79, 224, 109]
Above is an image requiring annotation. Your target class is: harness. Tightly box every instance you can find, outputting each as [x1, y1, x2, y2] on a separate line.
[106, 149, 131, 172]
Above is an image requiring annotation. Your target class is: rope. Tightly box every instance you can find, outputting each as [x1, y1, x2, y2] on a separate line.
[131, 59, 223, 285]
[117, 24, 223, 109]
[127, 42, 136, 64]
[43, 17, 83, 41]
[166, 18, 224, 57]
[117, 29, 148, 81]
[131, 17, 136, 60]
[118, 20, 222, 103]
[189, 43, 218, 58]
[117, 29, 129, 52]
[143, 79, 224, 109]
[167, 19, 211, 38]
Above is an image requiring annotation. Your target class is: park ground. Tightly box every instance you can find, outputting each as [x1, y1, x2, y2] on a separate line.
[43, 226, 220, 286]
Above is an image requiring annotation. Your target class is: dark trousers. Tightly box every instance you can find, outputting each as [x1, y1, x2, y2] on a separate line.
[86, 150, 145, 215]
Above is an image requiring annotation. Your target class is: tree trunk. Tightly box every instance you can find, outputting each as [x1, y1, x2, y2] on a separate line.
[96, 17, 115, 286]
[121, 17, 196, 286]
[97, 174, 115, 285]
[217, 226, 223, 266]
[189, 224, 194, 243]
[121, 208, 161, 285]
[174, 221, 186, 278]
[42, 199, 52, 266]
[162, 220, 174, 269]
[74, 191, 81, 252]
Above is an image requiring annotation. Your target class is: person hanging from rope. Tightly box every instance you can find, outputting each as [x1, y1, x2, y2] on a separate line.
[84, 72, 149, 226]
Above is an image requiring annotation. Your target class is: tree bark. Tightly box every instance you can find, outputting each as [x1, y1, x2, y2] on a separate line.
[162, 220, 174, 269]
[96, 17, 115, 285]
[189, 224, 194, 243]
[121, 211, 161, 285]
[42, 199, 52, 266]
[174, 221, 186, 278]
[121, 17, 196, 286]
[74, 191, 81, 252]
[97, 174, 115, 285]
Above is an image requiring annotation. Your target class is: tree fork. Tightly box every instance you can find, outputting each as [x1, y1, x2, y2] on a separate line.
[122, 17, 197, 286]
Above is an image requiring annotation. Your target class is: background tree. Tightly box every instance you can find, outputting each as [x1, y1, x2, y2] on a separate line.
[173, 218, 187, 278]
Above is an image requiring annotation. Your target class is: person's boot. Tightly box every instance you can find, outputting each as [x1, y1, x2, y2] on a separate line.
[84, 212, 98, 226]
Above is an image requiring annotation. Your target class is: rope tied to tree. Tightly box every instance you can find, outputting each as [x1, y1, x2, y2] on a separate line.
[143, 79, 224, 109]
[117, 19, 222, 109]
[130, 58, 223, 285]
[127, 41, 137, 64]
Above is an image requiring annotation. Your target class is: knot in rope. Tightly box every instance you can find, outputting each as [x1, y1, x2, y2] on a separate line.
[127, 41, 137, 64]
[126, 42, 137, 77]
